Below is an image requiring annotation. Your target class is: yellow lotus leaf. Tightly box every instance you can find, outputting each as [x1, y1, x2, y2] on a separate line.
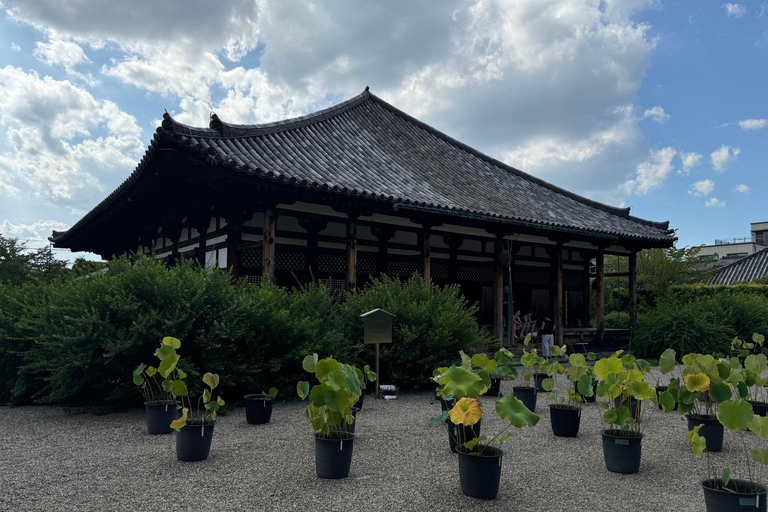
[684, 373, 711, 393]
[449, 397, 483, 426]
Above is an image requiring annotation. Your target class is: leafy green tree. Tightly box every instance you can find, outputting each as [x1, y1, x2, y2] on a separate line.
[0, 235, 69, 286]
[636, 245, 716, 308]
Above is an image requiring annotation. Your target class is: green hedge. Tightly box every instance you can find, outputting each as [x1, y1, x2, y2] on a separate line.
[632, 291, 768, 358]
[670, 284, 768, 302]
[0, 255, 491, 407]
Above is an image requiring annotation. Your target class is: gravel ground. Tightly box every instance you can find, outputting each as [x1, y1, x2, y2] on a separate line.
[1, 369, 766, 512]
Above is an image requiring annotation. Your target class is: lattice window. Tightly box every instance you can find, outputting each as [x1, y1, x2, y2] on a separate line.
[457, 265, 494, 282]
[242, 275, 261, 285]
[531, 289, 550, 317]
[481, 286, 494, 320]
[564, 272, 585, 288]
[387, 260, 420, 279]
[514, 270, 549, 286]
[357, 256, 378, 275]
[239, 247, 263, 269]
[276, 250, 306, 271]
[319, 278, 346, 292]
[431, 261, 448, 280]
[319, 253, 346, 274]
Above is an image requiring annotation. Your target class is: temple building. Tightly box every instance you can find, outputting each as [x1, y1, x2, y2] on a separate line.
[50, 88, 675, 347]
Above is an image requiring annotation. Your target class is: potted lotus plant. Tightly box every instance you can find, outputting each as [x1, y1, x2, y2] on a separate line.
[594, 351, 656, 474]
[353, 364, 377, 409]
[430, 351, 495, 452]
[487, 347, 518, 396]
[152, 336, 225, 462]
[449, 394, 539, 500]
[687, 399, 768, 510]
[671, 352, 734, 453]
[132, 339, 181, 435]
[513, 334, 542, 412]
[734, 335, 768, 416]
[541, 346, 592, 437]
[297, 353, 363, 479]
[244, 387, 278, 425]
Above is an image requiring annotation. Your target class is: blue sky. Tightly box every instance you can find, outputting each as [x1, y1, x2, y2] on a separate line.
[0, 0, 765, 262]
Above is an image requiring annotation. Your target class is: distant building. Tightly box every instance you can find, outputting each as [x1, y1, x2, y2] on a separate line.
[697, 222, 768, 262]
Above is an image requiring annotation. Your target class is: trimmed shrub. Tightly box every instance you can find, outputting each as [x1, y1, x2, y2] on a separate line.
[338, 275, 496, 389]
[604, 311, 629, 329]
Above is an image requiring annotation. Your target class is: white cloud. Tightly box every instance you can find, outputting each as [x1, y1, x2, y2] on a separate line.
[723, 3, 747, 17]
[641, 106, 669, 123]
[622, 147, 676, 196]
[735, 184, 750, 193]
[705, 197, 726, 208]
[710, 145, 740, 171]
[739, 119, 767, 130]
[1, 219, 69, 245]
[0, 66, 143, 204]
[679, 151, 703, 174]
[33, 38, 89, 69]
[10, 43, 21, 52]
[690, 179, 714, 196]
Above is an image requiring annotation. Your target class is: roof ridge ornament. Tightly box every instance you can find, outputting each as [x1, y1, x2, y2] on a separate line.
[210, 111, 222, 131]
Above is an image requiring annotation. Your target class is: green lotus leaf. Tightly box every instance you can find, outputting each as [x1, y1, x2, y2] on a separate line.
[542, 378, 554, 392]
[472, 353, 497, 373]
[709, 382, 732, 403]
[297, 381, 310, 399]
[162, 336, 181, 349]
[327, 370, 347, 390]
[172, 379, 187, 397]
[686, 424, 707, 457]
[659, 348, 676, 374]
[326, 410, 343, 426]
[133, 363, 146, 377]
[495, 347, 516, 365]
[577, 375, 594, 397]
[203, 388, 211, 404]
[496, 394, 540, 428]
[441, 365, 485, 399]
[302, 354, 317, 373]
[613, 405, 632, 426]
[621, 354, 636, 368]
[520, 351, 538, 369]
[459, 350, 473, 369]
[749, 416, 768, 438]
[569, 353, 586, 368]
[463, 436, 486, 451]
[492, 433, 514, 443]
[315, 358, 341, 382]
[206, 400, 220, 414]
[716, 362, 730, 381]
[366, 370, 377, 382]
[202, 372, 219, 389]
[326, 388, 356, 412]
[309, 384, 330, 407]
[753, 449, 768, 465]
[595, 357, 623, 380]
[721, 468, 732, 486]
[522, 333, 532, 346]
[587, 352, 597, 361]
[747, 354, 768, 374]
[603, 409, 617, 425]
[132, 374, 144, 386]
[681, 353, 700, 366]
[728, 357, 740, 369]
[660, 390, 676, 413]
[732, 337, 743, 348]
[429, 411, 450, 427]
[343, 367, 362, 397]
[157, 353, 179, 379]
[146, 366, 157, 378]
[596, 373, 621, 399]
[754, 333, 765, 345]
[635, 359, 650, 373]
[568, 365, 587, 383]
[155, 344, 176, 361]
[176, 368, 186, 379]
[496, 366, 518, 379]
[170, 408, 188, 429]
[161, 379, 173, 392]
[737, 381, 749, 399]
[268, 387, 278, 397]
[717, 399, 754, 431]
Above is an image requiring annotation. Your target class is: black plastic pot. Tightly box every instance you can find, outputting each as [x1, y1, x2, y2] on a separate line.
[354, 390, 365, 410]
[456, 444, 504, 500]
[448, 417, 482, 453]
[601, 429, 643, 474]
[700, 478, 768, 512]
[549, 405, 581, 437]
[439, 396, 452, 412]
[687, 414, 724, 452]
[535, 373, 547, 392]
[486, 378, 501, 397]
[613, 396, 642, 420]
[315, 433, 355, 479]
[512, 386, 537, 412]
[176, 423, 215, 462]
[144, 400, 179, 435]
[749, 400, 768, 417]
[244, 394, 274, 425]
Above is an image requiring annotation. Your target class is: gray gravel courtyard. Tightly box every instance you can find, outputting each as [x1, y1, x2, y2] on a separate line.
[1, 373, 764, 512]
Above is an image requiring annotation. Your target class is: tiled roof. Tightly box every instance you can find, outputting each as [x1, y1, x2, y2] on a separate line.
[710, 248, 768, 284]
[52, 88, 674, 246]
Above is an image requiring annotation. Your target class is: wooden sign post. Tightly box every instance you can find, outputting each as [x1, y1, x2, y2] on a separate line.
[360, 308, 395, 399]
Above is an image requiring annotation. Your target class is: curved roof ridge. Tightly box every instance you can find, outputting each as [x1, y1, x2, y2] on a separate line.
[366, 92, 645, 223]
[161, 88, 371, 140]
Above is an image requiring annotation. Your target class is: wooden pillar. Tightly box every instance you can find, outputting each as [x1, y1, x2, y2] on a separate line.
[346, 214, 358, 293]
[262, 205, 276, 279]
[226, 223, 241, 280]
[596, 250, 605, 345]
[422, 226, 431, 282]
[493, 236, 504, 346]
[554, 242, 564, 347]
[445, 235, 461, 282]
[629, 250, 638, 339]
[373, 226, 395, 276]
[582, 256, 591, 327]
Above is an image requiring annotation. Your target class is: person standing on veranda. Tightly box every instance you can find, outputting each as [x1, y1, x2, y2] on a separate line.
[540, 313, 555, 357]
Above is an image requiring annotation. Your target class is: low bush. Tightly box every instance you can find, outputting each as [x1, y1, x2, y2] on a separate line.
[604, 311, 629, 329]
